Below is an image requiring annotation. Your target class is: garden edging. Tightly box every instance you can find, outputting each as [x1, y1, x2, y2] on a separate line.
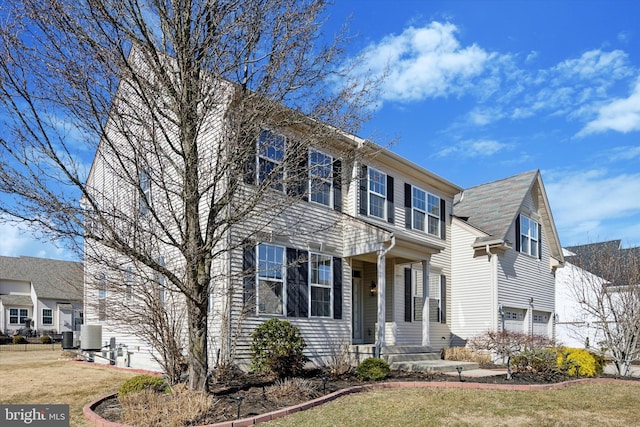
[83, 377, 627, 427]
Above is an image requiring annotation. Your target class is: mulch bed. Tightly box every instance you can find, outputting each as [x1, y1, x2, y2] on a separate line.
[93, 368, 631, 426]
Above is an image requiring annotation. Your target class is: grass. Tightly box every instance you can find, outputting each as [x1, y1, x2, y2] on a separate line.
[0, 347, 138, 426]
[2, 349, 640, 427]
[265, 382, 640, 427]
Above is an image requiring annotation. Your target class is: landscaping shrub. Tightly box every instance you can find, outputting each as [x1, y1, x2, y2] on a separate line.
[12, 335, 27, 344]
[118, 375, 166, 397]
[250, 318, 308, 378]
[265, 377, 320, 403]
[356, 357, 390, 381]
[40, 335, 53, 344]
[557, 348, 603, 377]
[442, 346, 492, 366]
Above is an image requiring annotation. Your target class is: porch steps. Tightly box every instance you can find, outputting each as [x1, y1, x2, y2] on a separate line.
[381, 346, 480, 373]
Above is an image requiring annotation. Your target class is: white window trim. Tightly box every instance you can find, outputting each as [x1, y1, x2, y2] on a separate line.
[309, 149, 333, 208]
[256, 243, 286, 315]
[257, 129, 286, 192]
[368, 167, 387, 219]
[42, 308, 53, 325]
[519, 214, 539, 257]
[309, 252, 333, 318]
[412, 269, 422, 322]
[9, 308, 29, 325]
[410, 185, 441, 237]
[429, 272, 442, 323]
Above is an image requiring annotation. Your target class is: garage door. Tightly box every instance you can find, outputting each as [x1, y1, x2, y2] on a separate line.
[503, 308, 525, 333]
[532, 311, 550, 337]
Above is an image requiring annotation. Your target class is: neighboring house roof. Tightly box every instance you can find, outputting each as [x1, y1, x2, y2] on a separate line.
[565, 240, 640, 285]
[0, 294, 33, 306]
[452, 170, 564, 262]
[0, 256, 83, 301]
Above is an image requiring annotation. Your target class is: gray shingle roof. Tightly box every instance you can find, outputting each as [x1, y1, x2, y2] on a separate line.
[453, 170, 539, 242]
[0, 294, 33, 306]
[0, 256, 83, 301]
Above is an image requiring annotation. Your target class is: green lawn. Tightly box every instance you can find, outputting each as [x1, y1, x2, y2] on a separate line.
[265, 381, 640, 427]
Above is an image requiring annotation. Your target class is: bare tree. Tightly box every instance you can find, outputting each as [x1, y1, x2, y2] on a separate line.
[0, 0, 378, 390]
[563, 241, 640, 377]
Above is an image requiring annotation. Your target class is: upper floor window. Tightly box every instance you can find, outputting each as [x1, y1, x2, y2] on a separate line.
[139, 167, 151, 215]
[519, 214, 539, 257]
[309, 150, 333, 207]
[411, 186, 441, 236]
[258, 129, 285, 191]
[9, 308, 28, 324]
[310, 253, 332, 317]
[42, 309, 53, 325]
[257, 243, 285, 315]
[368, 168, 386, 219]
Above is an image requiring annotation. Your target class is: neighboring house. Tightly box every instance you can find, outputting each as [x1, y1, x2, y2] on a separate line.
[555, 240, 638, 350]
[449, 171, 564, 345]
[0, 256, 83, 336]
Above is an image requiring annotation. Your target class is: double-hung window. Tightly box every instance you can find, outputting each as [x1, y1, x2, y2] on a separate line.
[429, 273, 442, 322]
[42, 309, 53, 325]
[258, 129, 285, 191]
[368, 168, 386, 219]
[139, 167, 151, 215]
[519, 214, 539, 257]
[97, 273, 106, 320]
[309, 150, 333, 207]
[9, 308, 28, 324]
[257, 243, 285, 315]
[411, 186, 441, 236]
[156, 256, 166, 304]
[310, 253, 332, 317]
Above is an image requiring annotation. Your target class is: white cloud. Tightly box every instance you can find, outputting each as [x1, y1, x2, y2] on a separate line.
[354, 22, 496, 103]
[436, 138, 511, 158]
[0, 221, 73, 260]
[577, 77, 640, 136]
[545, 169, 640, 245]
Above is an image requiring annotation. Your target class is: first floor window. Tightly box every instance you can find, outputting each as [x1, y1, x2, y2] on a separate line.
[257, 243, 285, 315]
[9, 308, 28, 324]
[310, 253, 332, 317]
[42, 309, 53, 325]
[429, 273, 442, 322]
[519, 214, 539, 257]
[412, 270, 423, 322]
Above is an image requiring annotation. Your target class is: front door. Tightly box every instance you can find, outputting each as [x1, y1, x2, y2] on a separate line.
[352, 276, 363, 343]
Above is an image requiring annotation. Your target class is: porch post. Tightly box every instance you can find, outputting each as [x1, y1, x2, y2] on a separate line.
[376, 249, 386, 357]
[422, 258, 430, 347]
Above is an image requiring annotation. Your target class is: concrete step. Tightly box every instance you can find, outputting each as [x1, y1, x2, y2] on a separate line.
[385, 352, 441, 364]
[390, 360, 480, 373]
[380, 346, 434, 355]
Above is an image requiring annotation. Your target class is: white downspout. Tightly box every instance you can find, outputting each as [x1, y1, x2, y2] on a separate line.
[486, 244, 498, 332]
[376, 234, 396, 358]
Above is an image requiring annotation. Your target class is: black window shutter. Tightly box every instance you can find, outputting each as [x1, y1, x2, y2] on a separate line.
[404, 183, 412, 229]
[515, 215, 521, 252]
[242, 245, 256, 313]
[359, 165, 368, 215]
[333, 159, 342, 212]
[243, 139, 257, 185]
[404, 268, 412, 322]
[440, 198, 446, 240]
[333, 257, 343, 319]
[287, 146, 308, 200]
[538, 223, 542, 259]
[298, 250, 309, 317]
[440, 275, 446, 323]
[387, 175, 394, 224]
[286, 248, 308, 317]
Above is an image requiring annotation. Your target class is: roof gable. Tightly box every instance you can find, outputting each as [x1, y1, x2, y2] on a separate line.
[453, 170, 564, 262]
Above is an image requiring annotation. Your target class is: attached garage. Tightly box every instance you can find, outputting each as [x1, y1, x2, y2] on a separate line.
[503, 307, 525, 333]
[532, 311, 550, 337]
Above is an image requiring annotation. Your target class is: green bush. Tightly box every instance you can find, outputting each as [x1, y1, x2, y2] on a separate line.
[118, 375, 166, 397]
[12, 335, 27, 344]
[356, 357, 390, 381]
[250, 318, 308, 378]
[512, 348, 560, 375]
[557, 348, 603, 377]
[40, 335, 53, 344]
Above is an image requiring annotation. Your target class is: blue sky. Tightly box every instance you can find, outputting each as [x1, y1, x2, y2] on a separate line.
[1, 0, 639, 260]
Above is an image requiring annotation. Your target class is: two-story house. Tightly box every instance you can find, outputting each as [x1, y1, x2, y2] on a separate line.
[0, 256, 83, 337]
